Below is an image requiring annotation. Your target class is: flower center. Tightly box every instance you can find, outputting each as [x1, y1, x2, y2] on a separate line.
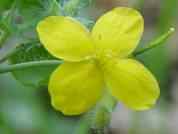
[94, 51, 113, 70]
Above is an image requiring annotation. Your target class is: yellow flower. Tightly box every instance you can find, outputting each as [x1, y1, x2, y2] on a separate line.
[37, 7, 160, 115]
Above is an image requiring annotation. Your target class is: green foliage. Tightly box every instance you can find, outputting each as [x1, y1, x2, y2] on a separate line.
[0, 21, 10, 46]
[9, 42, 58, 88]
[63, 0, 93, 16]
[0, 0, 14, 13]
[0, 74, 81, 134]
[137, 0, 177, 99]
[158, 0, 178, 32]
[8, 0, 60, 32]
[0, 0, 94, 88]
[0, 0, 62, 87]
[0, 0, 61, 48]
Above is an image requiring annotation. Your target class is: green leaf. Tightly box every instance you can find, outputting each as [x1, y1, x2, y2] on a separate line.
[0, 0, 14, 13]
[9, 0, 61, 32]
[63, 0, 93, 16]
[0, 21, 10, 46]
[9, 42, 58, 88]
[0, 0, 61, 48]
[0, 0, 61, 87]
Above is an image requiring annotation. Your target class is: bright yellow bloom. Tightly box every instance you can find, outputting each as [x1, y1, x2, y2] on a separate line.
[37, 7, 160, 115]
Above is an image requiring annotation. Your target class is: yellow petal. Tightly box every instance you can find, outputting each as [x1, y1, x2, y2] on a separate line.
[103, 58, 160, 110]
[48, 60, 104, 115]
[37, 16, 95, 62]
[92, 7, 144, 58]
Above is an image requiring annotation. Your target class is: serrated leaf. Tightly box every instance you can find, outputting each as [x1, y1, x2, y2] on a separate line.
[9, 42, 58, 88]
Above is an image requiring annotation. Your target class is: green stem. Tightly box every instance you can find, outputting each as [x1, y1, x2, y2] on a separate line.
[0, 60, 62, 73]
[133, 27, 175, 56]
[75, 93, 117, 134]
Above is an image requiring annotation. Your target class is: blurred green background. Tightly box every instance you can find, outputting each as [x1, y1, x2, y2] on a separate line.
[0, 0, 178, 134]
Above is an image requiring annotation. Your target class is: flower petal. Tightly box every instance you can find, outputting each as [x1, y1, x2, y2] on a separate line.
[103, 58, 160, 110]
[92, 7, 144, 57]
[48, 60, 104, 115]
[37, 16, 95, 61]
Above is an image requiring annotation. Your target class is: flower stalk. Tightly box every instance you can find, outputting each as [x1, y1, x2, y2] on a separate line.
[134, 27, 175, 56]
[0, 60, 62, 73]
[75, 92, 117, 134]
